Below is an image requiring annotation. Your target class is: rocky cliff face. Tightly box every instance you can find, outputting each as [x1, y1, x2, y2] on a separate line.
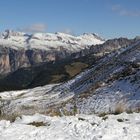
[0, 52, 10, 74]
[0, 47, 73, 75]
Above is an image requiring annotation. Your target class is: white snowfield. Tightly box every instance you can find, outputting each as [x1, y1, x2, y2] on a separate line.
[0, 113, 140, 140]
[0, 30, 105, 51]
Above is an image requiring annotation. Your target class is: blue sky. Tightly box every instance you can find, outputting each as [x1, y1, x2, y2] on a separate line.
[0, 0, 140, 38]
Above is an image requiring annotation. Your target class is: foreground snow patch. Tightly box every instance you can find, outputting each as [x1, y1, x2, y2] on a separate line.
[0, 113, 140, 140]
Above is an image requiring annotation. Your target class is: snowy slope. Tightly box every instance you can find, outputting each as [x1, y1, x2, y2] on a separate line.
[64, 41, 140, 114]
[0, 40, 139, 116]
[0, 30, 105, 52]
[77, 77, 140, 114]
[0, 83, 75, 115]
[0, 113, 140, 140]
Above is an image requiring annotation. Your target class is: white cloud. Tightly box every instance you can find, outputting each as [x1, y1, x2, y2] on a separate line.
[59, 28, 76, 35]
[112, 5, 140, 17]
[63, 29, 73, 34]
[111, 4, 121, 11]
[18, 23, 47, 33]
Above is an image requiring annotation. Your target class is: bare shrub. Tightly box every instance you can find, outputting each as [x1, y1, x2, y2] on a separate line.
[113, 103, 126, 115]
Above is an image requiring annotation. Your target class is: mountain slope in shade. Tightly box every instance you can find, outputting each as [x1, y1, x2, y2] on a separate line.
[0, 37, 135, 91]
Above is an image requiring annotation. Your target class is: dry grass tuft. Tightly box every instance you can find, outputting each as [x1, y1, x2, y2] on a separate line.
[28, 121, 49, 127]
[113, 102, 126, 115]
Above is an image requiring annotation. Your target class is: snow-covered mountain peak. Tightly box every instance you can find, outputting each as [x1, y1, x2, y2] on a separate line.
[135, 36, 140, 41]
[1, 29, 26, 39]
[82, 33, 105, 41]
[55, 32, 73, 36]
[0, 30, 105, 51]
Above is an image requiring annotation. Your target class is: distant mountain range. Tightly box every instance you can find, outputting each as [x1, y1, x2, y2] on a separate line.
[0, 30, 104, 75]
